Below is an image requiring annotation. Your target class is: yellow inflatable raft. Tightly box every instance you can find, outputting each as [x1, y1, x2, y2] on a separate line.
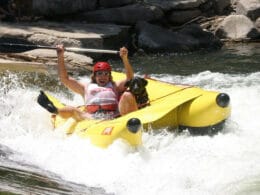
[44, 72, 231, 148]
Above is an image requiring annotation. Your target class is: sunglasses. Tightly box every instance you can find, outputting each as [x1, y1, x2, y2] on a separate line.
[95, 71, 110, 76]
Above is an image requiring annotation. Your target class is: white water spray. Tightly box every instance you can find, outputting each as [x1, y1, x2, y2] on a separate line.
[1, 71, 260, 195]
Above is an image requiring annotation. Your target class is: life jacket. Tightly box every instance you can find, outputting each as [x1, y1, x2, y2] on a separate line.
[84, 82, 118, 113]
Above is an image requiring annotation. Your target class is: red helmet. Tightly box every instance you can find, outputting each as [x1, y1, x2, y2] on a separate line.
[93, 62, 112, 72]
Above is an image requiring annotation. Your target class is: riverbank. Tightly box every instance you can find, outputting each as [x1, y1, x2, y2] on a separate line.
[2, 1, 260, 51]
[0, 0, 259, 73]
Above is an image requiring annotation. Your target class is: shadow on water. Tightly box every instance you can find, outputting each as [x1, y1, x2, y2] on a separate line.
[0, 145, 111, 195]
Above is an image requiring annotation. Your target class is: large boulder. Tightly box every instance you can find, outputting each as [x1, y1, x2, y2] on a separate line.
[214, 0, 232, 14]
[146, 0, 207, 11]
[215, 15, 259, 40]
[32, 0, 96, 16]
[236, 0, 260, 21]
[76, 4, 164, 25]
[0, 22, 130, 57]
[99, 0, 136, 8]
[199, 0, 231, 16]
[168, 9, 202, 25]
[135, 21, 222, 52]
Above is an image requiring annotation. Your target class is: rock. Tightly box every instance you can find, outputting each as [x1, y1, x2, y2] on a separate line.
[32, 0, 96, 16]
[236, 0, 260, 21]
[135, 21, 222, 52]
[168, 9, 202, 25]
[146, 0, 207, 11]
[23, 49, 92, 65]
[256, 17, 260, 32]
[15, 0, 33, 17]
[231, 0, 238, 5]
[144, 0, 232, 22]
[0, 21, 132, 73]
[76, 4, 164, 25]
[4, 0, 258, 56]
[215, 15, 259, 40]
[214, 0, 232, 14]
[199, 0, 215, 15]
[178, 23, 223, 49]
[23, 49, 93, 72]
[199, 0, 231, 16]
[0, 22, 130, 56]
[99, 0, 135, 8]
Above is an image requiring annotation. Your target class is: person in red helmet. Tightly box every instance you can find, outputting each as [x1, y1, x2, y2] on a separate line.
[37, 44, 138, 120]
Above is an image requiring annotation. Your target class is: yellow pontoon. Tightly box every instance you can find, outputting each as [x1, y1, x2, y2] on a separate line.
[44, 72, 231, 148]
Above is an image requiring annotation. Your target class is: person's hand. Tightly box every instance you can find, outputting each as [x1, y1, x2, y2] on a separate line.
[56, 44, 65, 55]
[119, 47, 128, 60]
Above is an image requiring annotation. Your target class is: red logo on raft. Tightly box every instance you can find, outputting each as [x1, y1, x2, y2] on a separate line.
[102, 127, 113, 135]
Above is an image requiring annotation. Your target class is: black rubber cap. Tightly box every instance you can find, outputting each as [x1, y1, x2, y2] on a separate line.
[216, 93, 230, 108]
[126, 118, 141, 133]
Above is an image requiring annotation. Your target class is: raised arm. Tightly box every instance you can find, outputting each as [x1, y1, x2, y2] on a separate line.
[56, 45, 85, 97]
[116, 47, 134, 91]
[120, 47, 134, 80]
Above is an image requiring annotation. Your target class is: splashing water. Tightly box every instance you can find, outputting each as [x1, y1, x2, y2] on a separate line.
[1, 70, 260, 195]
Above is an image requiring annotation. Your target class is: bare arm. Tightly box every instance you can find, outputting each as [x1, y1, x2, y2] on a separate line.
[116, 47, 134, 91]
[56, 45, 85, 97]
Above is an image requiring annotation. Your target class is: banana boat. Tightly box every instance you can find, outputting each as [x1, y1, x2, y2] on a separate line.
[43, 72, 231, 148]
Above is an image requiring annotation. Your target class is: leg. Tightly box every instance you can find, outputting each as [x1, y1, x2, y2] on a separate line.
[58, 106, 86, 121]
[37, 91, 86, 121]
[118, 91, 138, 115]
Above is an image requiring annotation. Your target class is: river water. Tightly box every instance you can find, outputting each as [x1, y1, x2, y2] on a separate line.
[0, 43, 260, 195]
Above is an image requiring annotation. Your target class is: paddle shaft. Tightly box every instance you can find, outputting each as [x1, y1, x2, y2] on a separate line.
[0, 43, 119, 54]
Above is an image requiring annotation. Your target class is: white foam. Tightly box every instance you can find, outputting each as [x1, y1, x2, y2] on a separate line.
[1, 71, 260, 195]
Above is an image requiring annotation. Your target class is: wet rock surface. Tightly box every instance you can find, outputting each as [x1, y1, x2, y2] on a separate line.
[0, 0, 259, 73]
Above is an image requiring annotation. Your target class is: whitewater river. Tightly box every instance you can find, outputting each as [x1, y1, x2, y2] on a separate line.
[0, 43, 260, 195]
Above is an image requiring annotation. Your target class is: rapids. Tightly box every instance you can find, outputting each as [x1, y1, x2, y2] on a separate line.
[0, 43, 260, 195]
